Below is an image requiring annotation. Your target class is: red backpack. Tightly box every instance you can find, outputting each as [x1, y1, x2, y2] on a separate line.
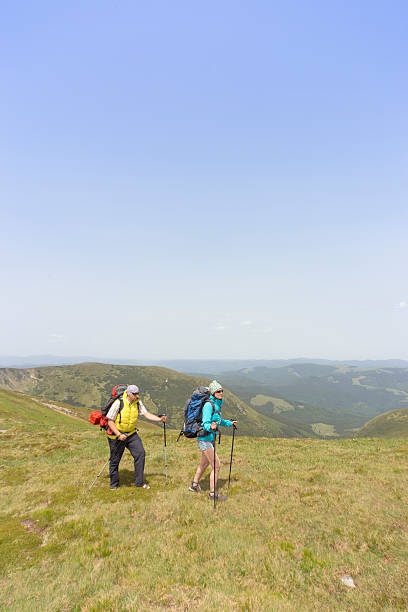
[89, 384, 128, 432]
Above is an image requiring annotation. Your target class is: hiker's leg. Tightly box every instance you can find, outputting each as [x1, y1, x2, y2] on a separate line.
[108, 438, 126, 488]
[127, 433, 146, 487]
[193, 451, 210, 484]
[203, 448, 220, 492]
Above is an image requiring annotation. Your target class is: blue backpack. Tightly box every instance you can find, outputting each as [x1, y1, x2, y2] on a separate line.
[177, 386, 215, 440]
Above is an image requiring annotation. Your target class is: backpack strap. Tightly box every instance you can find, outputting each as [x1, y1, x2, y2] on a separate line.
[184, 399, 191, 419]
[117, 398, 124, 424]
[207, 399, 221, 444]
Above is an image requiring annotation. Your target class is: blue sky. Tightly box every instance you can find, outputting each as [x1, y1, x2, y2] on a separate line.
[1, 1, 407, 360]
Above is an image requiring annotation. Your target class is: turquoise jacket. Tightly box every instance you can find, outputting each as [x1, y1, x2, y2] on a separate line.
[198, 395, 233, 442]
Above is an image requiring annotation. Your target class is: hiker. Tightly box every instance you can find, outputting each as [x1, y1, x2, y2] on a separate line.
[107, 384, 166, 490]
[189, 380, 237, 501]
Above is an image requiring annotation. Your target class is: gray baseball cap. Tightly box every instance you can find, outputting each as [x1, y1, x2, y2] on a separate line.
[126, 385, 139, 394]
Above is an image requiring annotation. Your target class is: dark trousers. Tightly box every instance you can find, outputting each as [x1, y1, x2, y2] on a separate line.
[108, 432, 146, 488]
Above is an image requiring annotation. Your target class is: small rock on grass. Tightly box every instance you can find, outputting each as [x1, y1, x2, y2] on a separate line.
[340, 576, 356, 588]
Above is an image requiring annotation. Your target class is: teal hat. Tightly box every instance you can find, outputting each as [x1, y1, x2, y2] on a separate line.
[208, 380, 223, 395]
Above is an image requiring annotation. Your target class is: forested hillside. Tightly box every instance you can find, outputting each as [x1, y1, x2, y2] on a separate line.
[218, 365, 408, 437]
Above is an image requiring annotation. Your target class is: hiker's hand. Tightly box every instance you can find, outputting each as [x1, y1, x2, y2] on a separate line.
[231, 421, 237, 427]
[160, 415, 167, 422]
[117, 433, 127, 441]
[210, 422, 217, 430]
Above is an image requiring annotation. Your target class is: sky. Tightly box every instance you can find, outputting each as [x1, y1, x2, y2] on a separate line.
[1, 0, 407, 361]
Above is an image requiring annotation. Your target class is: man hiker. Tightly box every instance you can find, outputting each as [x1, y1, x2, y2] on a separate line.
[107, 384, 167, 490]
[189, 380, 237, 501]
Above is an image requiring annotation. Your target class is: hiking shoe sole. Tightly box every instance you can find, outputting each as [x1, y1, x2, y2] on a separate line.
[189, 484, 202, 493]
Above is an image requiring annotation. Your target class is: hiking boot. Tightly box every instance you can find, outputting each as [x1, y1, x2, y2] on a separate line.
[135, 483, 151, 489]
[208, 492, 227, 501]
[189, 482, 202, 493]
[110, 485, 119, 490]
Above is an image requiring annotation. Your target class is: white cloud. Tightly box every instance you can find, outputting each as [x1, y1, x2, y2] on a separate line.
[396, 301, 408, 309]
[240, 320, 253, 326]
[214, 325, 227, 331]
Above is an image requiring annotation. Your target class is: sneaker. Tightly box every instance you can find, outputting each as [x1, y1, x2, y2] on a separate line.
[134, 483, 150, 489]
[208, 492, 227, 501]
[189, 482, 202, 493]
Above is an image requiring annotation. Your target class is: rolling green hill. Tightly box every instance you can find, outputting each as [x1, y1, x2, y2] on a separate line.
[2, 387, 408, 610]
[0, 363, 313, 439]
[357, 406, 408, 438]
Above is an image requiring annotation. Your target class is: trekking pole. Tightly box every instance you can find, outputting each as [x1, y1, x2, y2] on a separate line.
[88, 457, 110, 491]
[213, 428, 218, 511]
[159, 414, 168, 484]
[228, 423, 237, 489]
[87, 436, 127, 492]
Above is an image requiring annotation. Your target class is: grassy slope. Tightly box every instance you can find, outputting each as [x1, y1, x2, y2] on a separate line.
[0, 363, 312, 439]
[1, 388, 408, 611]
[357, 406, 408, 439]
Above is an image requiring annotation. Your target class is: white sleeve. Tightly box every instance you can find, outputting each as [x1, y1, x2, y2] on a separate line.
[138, 400, 147, 416]
[106, 399, 121, 421]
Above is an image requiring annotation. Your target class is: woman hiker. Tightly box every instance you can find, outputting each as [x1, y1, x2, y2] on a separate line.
[189, 380, 237, 501]
[107, 384, 167, 490]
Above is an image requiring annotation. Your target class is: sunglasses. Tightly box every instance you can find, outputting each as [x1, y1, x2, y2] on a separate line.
[215, 389, 224, 393]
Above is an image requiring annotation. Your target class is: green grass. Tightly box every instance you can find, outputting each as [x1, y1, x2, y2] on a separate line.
[1, 389, 408, 610]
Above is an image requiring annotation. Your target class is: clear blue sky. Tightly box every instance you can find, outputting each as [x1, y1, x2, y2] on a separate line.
[1, 1, 407, 360]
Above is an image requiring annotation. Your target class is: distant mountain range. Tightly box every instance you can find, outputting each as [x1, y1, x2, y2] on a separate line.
[1, 355, 408, 371]
[160, 358, 408, 374]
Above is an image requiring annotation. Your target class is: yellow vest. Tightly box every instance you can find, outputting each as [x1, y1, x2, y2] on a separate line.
[107, 391, 139, 439]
